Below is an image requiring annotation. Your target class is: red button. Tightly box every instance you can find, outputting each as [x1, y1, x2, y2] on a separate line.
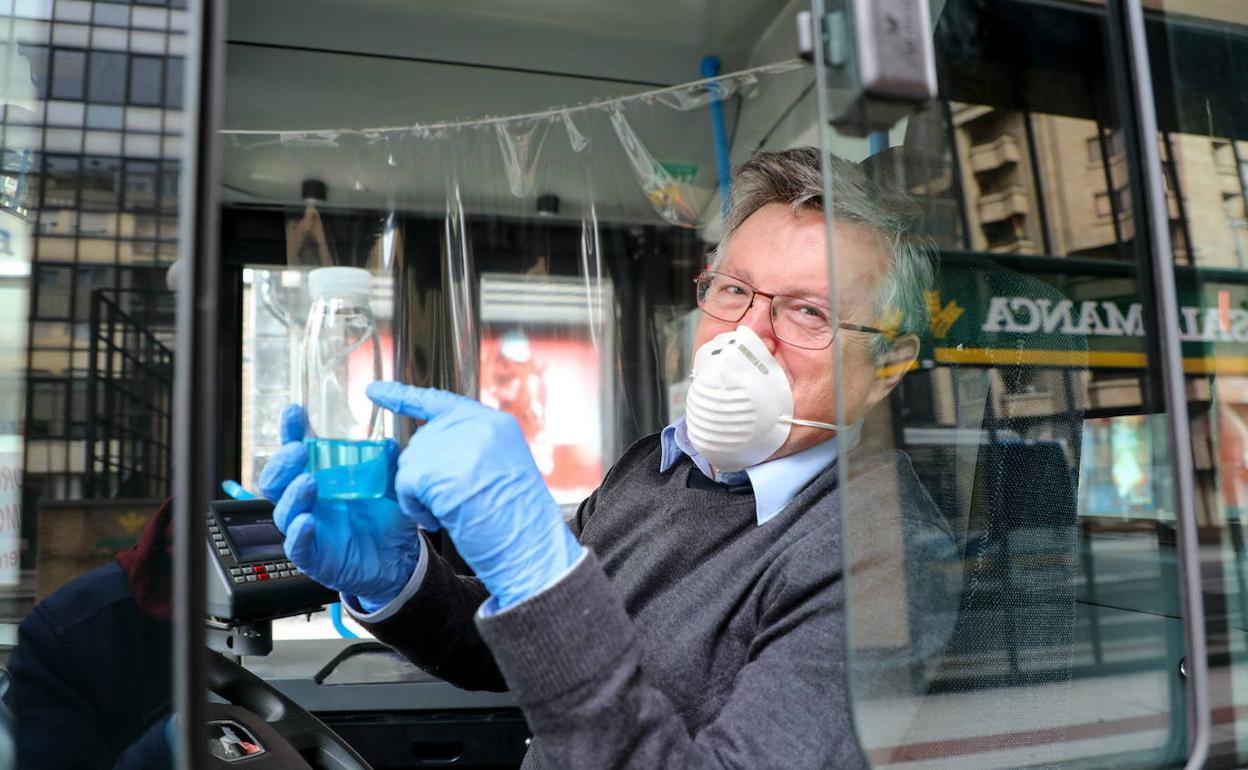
[253, 565, 265, 573]
[257, 573, 269, 581]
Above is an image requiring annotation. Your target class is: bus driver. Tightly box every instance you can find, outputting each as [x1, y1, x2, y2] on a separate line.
[261, 147, 960, 769]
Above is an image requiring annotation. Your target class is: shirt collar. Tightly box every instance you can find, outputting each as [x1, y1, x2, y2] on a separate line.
[660, 416, 860, 525]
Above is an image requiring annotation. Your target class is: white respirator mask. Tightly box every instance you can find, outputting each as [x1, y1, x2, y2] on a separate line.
[684, 325, 838, 472]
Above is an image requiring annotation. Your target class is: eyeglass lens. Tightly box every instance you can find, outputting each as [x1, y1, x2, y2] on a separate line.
[696, 273, 834, 349]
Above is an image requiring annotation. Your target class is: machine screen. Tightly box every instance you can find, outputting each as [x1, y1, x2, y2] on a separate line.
[219, 509, 286, 561]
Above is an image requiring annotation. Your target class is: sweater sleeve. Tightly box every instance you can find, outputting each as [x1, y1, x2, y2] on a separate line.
[358, 481, 603, 690]
[473, 539, 864, 770]
[357, 531, 506, 691]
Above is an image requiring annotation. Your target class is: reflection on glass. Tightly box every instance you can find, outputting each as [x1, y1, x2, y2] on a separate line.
[478, 273, 613, 506]
[826, 1, 1193, 766]
[0, 2, 182, 766]
[1079, 415, 1173, 520]
[1151, 2, 1248, 764]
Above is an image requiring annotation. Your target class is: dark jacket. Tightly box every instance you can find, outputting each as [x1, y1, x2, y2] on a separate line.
[361, 435, 961, 769]
[5, 504, 174, 770]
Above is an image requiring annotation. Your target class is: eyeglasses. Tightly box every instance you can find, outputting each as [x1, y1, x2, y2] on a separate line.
[693, 270, 885, 351]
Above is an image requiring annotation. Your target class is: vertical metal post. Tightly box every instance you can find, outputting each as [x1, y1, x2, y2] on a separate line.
[1094, 121, 1128, 262]
[1114, 1, 1211, 766]
[1230, 140, 1248, 268]
[174, 0, 226, 765]
[941, 100, 974, 250]
[1161, 131, 1195, 265]
[85, 292, 99, 497]
[1021, 111, 1053, 256]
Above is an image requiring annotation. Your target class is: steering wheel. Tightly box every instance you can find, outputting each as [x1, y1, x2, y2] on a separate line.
[205, 651, 372, 770]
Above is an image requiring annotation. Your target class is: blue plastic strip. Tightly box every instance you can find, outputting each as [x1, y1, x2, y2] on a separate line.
[329, 602, 359, 639]
[220, 480, 256, 500]
[868, 130, 888, 157]
[701, 56, 733, 219]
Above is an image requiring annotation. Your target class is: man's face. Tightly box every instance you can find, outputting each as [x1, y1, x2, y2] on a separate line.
[692, 202, 901, 460]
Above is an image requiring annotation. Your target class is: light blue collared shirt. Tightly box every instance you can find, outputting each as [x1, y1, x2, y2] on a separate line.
[660, 416, 856, 526]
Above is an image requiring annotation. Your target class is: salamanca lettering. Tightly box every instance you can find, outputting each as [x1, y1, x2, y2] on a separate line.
[980, 297, 1248, 343]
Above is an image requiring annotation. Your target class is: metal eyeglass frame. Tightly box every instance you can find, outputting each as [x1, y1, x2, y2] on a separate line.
[693, 270, 885, 350]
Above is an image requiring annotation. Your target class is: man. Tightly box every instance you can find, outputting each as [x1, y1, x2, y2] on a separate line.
[262, 147, 960, 768]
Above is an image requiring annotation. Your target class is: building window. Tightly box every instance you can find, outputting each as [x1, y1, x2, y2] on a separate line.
[1089, 130, 1127, 164]
[1095, 191, 1111, 217]
[128, 56, 164, 107]
[50, 49, 86, 101]
[92, 2, 131, 27]
[1212, 139, 1235, 169]
[18, 44, 49, 99]
[75, 266, 116, 323]
[29, 380, 67, 439]
[123, 160, 159, 211]
[35, 266, 73, 319]
[87, 51, 127, 104]
[158, 161, 180, 213]
[165, 57, 184, 109]
[42, 155, 81, 209]
[80, 156, 123, 211]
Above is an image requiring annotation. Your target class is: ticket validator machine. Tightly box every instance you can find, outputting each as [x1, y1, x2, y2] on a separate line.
[205, 498, 337, 656]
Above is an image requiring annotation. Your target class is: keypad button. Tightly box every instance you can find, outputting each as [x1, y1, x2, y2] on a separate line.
[245, 575, 257, 582]
[217, 548, 229, 555]
[257, 573, 269, 581]
[253, 565, 265, 573]
[233, 577, 245, 584]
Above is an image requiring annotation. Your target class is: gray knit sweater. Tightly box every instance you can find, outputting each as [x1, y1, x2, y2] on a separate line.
[361, 434, 960, 769]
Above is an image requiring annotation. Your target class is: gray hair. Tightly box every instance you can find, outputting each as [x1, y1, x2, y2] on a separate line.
[710, 147, 935, 359]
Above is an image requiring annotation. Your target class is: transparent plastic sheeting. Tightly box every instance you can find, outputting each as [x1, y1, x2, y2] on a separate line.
[224, 61, 800, 228]
[230, 61, 816, 507]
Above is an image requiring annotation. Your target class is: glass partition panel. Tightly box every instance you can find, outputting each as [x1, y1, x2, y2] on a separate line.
[1146, 1, 1248, 765]
[215, 5, 863, 764]
[0, 1, 184, 768]
[822, 1, 1190, 766]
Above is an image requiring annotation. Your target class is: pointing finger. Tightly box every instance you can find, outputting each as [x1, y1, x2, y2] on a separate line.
[366, 381, 477, 421]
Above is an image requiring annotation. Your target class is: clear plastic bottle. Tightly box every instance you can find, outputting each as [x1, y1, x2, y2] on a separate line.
[303, 266, 387, 499]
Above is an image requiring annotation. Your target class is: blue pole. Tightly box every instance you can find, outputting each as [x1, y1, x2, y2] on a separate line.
[329, 602, 359, 639]
[701, 56, 733, 219]
[868, 130, 889, 157]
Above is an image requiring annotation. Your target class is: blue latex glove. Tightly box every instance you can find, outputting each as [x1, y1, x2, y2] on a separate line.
[273, 472, 421, 611]
[256, 404, 311, 502]
[367, 381, 582, 610]
[265, 403, 420, 611]
[221, 480, 257, 500]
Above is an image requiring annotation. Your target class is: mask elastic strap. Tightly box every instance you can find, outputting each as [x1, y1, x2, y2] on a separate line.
[781, 416, 838, 432]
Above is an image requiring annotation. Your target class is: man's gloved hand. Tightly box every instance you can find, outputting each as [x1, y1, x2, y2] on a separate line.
[256, 404, 311, 502]
[367, 381, 582, 610]
[263, 403, 420, 611]
[273, 472, 422, 611]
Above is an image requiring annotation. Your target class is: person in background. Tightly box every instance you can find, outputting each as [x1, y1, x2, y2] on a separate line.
[260, 147, 961, 769]
[5, 502, 175, 770]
